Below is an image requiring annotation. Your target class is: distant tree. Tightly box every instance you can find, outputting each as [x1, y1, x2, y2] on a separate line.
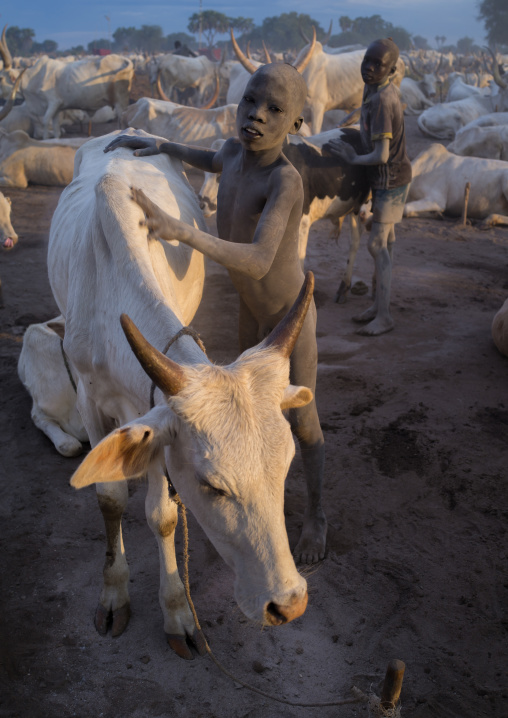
[412, 35, 430, 50]
[478, 0, 508, 47]
[64, 44, 85, 56]
[231, 17, 255, 35]
[164, 32, 197, 52]
[329, 14, 411, 50]
[339, 16, 352, 32]
[32, 39, 58, 55]
[188, 10, 230, 47]
[5, 26, 35, 56]
[137, 25, 164, 52]
[241, 12, 325, 52]
[112, 26, 138, 52]
[457, 36, 475, 54]
[87, 38, 111, 53]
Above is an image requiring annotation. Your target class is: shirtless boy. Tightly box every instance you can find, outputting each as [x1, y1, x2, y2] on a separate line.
[329, 38, 412, 336]
[105, 63, 326, 564]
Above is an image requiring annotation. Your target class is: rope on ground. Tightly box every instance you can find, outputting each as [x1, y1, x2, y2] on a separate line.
[175, 497, 370, 709]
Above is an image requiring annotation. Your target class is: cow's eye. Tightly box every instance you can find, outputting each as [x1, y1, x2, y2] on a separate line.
[197, 474, 228, 497]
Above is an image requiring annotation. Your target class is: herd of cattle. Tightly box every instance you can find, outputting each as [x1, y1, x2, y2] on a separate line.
[3, 26, 508, 646]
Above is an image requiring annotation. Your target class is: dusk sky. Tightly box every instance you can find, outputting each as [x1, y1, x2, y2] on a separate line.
[3, 0, 485, 51]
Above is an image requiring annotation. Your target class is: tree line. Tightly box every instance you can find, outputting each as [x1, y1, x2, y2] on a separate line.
[4, 3, 507, 57]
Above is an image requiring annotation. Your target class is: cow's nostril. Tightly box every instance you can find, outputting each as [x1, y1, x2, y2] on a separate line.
[266, 602, 287, 625]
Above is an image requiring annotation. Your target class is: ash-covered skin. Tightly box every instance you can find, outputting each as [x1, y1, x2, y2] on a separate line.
[105, 63, 327, 563]
[327, 38, 407, 336]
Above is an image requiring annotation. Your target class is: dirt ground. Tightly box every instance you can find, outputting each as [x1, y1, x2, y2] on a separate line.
[1, 113, 508, 718]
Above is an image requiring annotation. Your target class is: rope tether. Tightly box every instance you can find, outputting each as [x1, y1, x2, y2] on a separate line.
[174, 495, 367, 709]
[150, 326, 207, 409]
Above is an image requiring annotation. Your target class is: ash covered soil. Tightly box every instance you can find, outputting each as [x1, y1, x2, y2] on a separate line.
[0, 114, 507, 718]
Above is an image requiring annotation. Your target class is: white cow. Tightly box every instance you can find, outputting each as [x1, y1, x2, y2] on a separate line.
[18, 317, 88, 457]
[399, 77, 435, 115]
[492, 299, 508, 357]
[0, 130, 89, 188]
[404, 143, 508, 227]
[448, 124, 508, 160]
[0, 103, 87, 139]
[47, 128, 310, 655]
[445, 73, 494, 102]
[121, 97, 237, 148]
[147, 53, 218, 106]
[295, 42, 405, 134]
[0, 191, 17, 249]
[21, 54, 133, 138]
[418, 56, 508, 139]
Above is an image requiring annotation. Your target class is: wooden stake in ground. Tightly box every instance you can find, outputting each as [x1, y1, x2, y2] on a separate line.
[380, 659, 406, 709]
[461, 181, 471, 227]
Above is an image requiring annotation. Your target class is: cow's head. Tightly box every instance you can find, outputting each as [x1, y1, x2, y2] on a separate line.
[71, 274, 316, 626]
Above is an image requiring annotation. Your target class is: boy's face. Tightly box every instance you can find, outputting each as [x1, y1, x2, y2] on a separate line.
[236, 68, 304, 152]
[361, 43, 397, 86]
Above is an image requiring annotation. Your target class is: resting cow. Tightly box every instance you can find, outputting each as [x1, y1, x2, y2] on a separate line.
[448, 124, 508, 160]
[404, 143, 508, 227]
[18, 317, 88, 457]
[0, 130, 89, 188]
[47, 128, 311, 657]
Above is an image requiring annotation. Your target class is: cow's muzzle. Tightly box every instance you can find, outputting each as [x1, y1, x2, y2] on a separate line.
[264, 590, 308, 626]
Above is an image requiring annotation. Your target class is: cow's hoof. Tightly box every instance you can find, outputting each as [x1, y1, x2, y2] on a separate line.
[94, 602, 130, 637]
[166, 629, 208, 660]
[95, 604, 110, 635]
[56, 437, 83, 457]
[334, 281, 348, 304]
[112, 604, 131, 637]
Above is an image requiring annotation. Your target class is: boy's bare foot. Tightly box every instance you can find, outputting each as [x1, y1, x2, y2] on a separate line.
[356, 315, 394, 336]
[294, 511, 327, 564]
[352, 305, 377, 323]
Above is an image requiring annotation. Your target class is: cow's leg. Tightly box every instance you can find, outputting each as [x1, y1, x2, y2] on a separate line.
[403, 198, 444, 217]
[335, 213, 361, 303]
[298, 216, 311, 268]
[30, 404, 83, 457]
[78, 396, 131, 637]
[480, 213, 508, 228]
[42, 101, 61, 139]
[310, 103, 325, 135]
[288, 305, 326, 565]
[145, 470, 206, 660]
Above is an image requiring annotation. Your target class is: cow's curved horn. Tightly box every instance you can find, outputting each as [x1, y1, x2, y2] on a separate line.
[262, 40, 272, 64]
[120, 314, 188, 396]
[246, 41, 252, 60]
[299, 25, 310, 44]
[156, 69, 171, 101]
[293, 27, 316, 74]
[199, 73, 219, 110]
[401, 53, 422, 80]
[484, 46, 507, 89]
[323, 20, 333, 45]
[0, 68, 25, 122]
[0, 25, 12, 71]
[230, 28, 258, 74]
[262, 272, 314, 358]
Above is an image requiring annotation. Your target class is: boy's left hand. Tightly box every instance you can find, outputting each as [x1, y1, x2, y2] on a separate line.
[327, 139, 357, 164]
[131, 187, 184, 242]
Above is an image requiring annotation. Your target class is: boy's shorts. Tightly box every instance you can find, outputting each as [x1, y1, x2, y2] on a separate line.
[371, 184, 410, 224]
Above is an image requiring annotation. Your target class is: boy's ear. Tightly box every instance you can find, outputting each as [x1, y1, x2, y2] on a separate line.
[289, 116, 304, 135]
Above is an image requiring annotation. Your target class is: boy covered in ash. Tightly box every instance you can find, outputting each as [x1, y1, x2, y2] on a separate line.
[105, 63, 326, 564]
[329, 38, 412, 336]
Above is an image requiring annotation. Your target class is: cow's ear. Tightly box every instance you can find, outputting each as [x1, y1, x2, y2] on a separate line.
[70, 406, 179, 489]
[280, 385, 313, 410]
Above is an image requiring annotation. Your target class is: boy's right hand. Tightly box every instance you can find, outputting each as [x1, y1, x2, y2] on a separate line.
[104, 135, 164, 156]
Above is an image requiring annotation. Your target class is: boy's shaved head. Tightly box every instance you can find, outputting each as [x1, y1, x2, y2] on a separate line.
[251, 62, 308, 115]
[368, 38, 399, 68]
